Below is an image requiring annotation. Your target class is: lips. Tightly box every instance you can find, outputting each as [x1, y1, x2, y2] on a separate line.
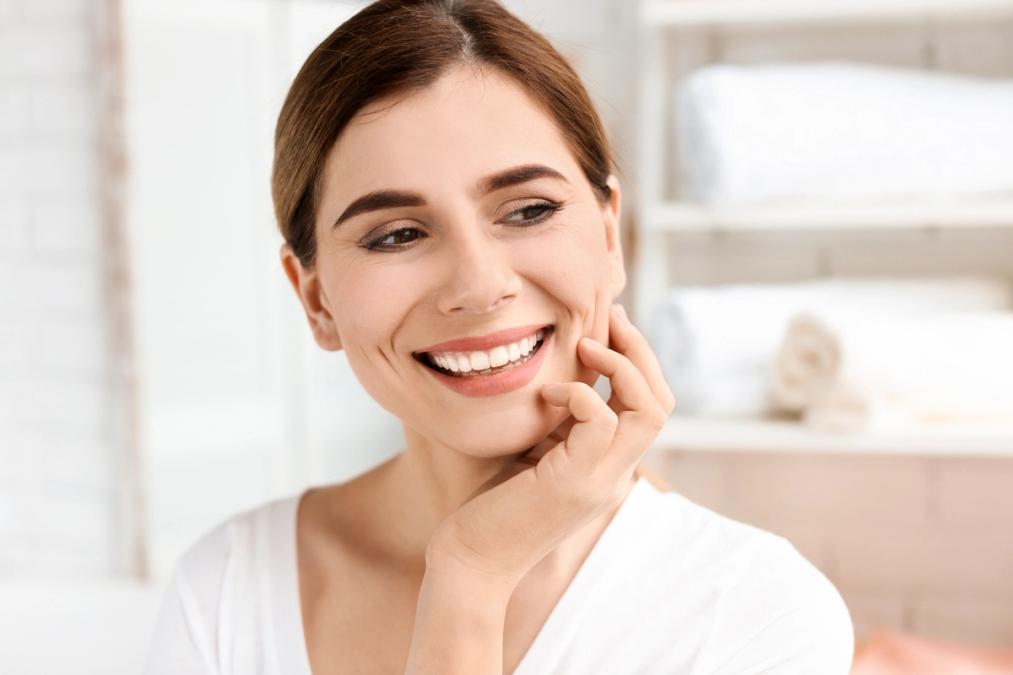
[413, 322, 554, 356]
[417, 323, 555, 396]
[412, 325, 553, 370]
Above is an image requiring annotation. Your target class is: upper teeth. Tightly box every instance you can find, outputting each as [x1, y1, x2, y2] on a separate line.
[428, 329, 545, 373]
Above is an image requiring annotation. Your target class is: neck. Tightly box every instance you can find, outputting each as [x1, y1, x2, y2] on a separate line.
[380, 427, 524, 561]
[370, 425, 636, 580]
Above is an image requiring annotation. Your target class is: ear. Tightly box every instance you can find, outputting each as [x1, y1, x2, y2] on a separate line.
[279, 243, 343, 351]
[601, 174, 626, 300]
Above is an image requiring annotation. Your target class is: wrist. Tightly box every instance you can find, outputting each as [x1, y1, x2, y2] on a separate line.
[423, 545, 518, 612]
[406, 554, 512, 674]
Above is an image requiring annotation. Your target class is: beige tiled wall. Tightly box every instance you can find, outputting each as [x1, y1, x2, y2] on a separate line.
[643, 449, 1013, 648]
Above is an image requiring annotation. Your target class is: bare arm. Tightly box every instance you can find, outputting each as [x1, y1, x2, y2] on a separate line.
[404, 548, 517, 675]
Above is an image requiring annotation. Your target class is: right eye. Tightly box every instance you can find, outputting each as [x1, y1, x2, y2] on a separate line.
[364, 227, 426, 251]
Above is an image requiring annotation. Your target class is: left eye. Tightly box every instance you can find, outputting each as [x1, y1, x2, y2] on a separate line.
[502, 201, 563, 224]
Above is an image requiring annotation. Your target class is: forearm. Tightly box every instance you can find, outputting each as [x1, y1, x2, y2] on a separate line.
[404, 555, 515, 675]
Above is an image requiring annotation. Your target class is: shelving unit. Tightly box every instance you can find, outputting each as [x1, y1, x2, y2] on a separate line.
[643, 195, 1013, 233]
[650, 416, 1013, 456]
[640, 0, 1013, 28]
[631, 0, 1013, 455]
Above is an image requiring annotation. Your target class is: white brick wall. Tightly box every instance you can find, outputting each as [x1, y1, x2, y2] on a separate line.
[0, 0, 118, 577]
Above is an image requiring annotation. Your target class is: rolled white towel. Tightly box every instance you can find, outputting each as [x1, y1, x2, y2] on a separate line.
[769, 311, 844, 413]
[676, 61, 1013, 203]
[770, 310, 1013, 432]
[647, 275, 1012, 416]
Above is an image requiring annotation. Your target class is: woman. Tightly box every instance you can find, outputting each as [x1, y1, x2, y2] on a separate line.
[144, 1, 854, 673]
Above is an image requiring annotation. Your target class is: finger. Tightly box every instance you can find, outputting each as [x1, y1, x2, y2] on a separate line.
[577, 338, 667, 472]
[577, 335, 666, 427]
[607, 304, 677, 413]
[605, 409, 667, 474]
[521, 434, 558, 464]
[523, 416, 577, 462]
[540, 382, 617, 471]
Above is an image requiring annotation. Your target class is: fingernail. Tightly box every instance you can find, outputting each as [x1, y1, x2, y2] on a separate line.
[581, 336, 605, 350]
[613, 304, 629, 322]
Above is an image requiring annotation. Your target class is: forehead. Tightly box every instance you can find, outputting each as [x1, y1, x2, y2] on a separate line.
[320, 65, 581, 201]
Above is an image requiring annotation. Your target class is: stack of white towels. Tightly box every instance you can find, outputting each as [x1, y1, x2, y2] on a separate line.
[646, 276, 1013, 432]
[659, 60, 1013, 432]
[676, 61, 1013, 203]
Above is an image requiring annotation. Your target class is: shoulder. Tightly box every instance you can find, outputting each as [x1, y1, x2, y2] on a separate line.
[642, 486, 855, 673]
[172, 493, 300, 601]
[712, 533, 854, 673]
[143, 494, 303, 674]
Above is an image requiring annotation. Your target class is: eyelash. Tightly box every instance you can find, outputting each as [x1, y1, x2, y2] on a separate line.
[360, 200, 564, 252]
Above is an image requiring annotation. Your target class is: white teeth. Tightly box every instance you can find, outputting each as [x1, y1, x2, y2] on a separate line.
[427, 328, 548, 374]
[489, 345, 510, 368]
[470, 351, 490, 371]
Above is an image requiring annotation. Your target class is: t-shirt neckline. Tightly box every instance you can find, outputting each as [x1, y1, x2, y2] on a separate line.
[512, 475, 654, 673]
[270, 475, 656, 674]
[270, 489, 315, 675]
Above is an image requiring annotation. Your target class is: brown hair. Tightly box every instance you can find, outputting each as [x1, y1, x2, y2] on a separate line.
[271, 0, 618, 269]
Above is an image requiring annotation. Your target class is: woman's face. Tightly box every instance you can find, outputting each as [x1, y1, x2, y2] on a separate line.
[282, 63, 625, 457]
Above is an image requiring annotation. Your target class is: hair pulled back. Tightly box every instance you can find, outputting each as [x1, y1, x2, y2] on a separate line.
[271, 0, 616, 268]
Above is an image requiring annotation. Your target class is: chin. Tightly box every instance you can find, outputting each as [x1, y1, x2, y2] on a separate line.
[440, 402, 567, 458]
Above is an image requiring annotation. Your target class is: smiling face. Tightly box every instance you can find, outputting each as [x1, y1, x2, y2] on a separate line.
[281, 63, 625, 457]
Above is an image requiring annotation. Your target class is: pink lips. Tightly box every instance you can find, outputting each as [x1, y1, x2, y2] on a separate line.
[418, 327, 553, 397]
[415, 323, 553, 355]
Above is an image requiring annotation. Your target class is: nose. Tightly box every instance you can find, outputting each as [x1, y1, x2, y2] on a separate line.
[436, 223, 522, 315]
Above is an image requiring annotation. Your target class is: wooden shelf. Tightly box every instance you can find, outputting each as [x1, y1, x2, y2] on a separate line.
[643, 196, 1013, 232]
[651, 415, 1013, 456]
[640, 0, 1013, 28]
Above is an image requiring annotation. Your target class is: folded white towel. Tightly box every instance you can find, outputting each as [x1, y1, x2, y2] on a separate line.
[771, 311, 1013, 432]
[676, 61, 1013, 203]
[646, 276, 1012, 417]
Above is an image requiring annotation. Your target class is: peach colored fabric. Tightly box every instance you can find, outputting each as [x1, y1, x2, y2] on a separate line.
[851, 628, 1013, 675]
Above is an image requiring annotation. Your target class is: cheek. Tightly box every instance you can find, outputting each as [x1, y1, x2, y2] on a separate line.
[521, 227, 612, 371]
[328, 257, 414, 332]
[324, 265, 409, 379]
[340, 328, 420, 423]
[529, 224, 611, 309]
[523, 222, 608, 293]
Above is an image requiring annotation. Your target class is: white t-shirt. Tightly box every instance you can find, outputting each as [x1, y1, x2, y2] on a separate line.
[143, 475, 854, 674]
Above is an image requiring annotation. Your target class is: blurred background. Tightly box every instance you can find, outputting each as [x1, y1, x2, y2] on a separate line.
[1, 0, 1012, 673]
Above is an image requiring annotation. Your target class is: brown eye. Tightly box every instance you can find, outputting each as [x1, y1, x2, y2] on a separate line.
[364, 227, 424, 251]
[501, 200, 563, 225]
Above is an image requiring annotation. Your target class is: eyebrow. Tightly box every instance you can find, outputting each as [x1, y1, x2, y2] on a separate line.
[331, 163, 569, 230]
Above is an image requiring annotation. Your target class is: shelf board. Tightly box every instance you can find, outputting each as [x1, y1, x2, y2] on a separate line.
[651, 415, 1013, 456]
[640, 0, 1013, 28]
[643, 196, 1013, 232]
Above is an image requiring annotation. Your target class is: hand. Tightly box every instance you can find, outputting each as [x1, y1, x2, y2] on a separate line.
[426, 303, 677, 590]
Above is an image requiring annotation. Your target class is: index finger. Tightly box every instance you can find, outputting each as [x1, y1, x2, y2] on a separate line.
[608, 304, 676, 413]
